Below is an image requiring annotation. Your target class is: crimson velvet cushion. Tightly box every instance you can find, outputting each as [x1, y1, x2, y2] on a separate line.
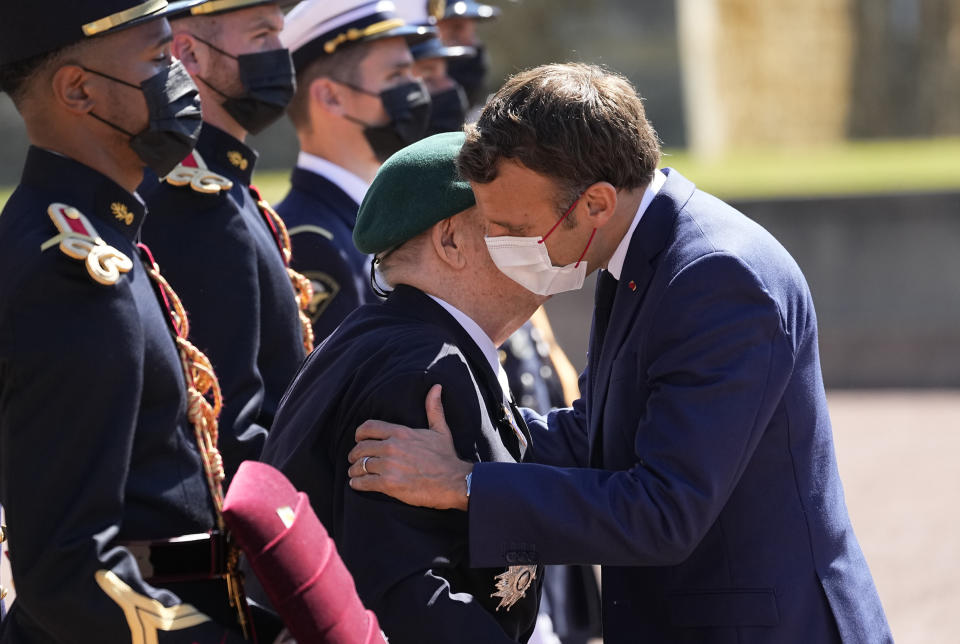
[223, 461, 385, 644]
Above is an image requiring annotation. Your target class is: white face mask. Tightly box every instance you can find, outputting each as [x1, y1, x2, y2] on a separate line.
[485, 235, 588, 296]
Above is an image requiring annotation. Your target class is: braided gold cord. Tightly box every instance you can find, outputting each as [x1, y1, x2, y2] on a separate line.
[141, 256, 226, 523]
[259, 199, 293, 265]
[257, 197, 315, 353]
[288, 268, 316, 352]
[139, 248, 250, 639]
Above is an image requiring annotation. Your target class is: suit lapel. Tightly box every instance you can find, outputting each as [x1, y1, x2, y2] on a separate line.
[587, 169, 697, 466]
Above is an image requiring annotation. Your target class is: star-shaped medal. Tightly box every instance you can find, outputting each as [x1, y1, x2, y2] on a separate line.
[491, 564, 537, 611]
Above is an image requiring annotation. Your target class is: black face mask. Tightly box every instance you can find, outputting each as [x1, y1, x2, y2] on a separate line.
[193, 36, 296, 135]
[86, 60, 202, 177]
[342, 80, 432, 162]
[445, 44, 489, 107]
[426, 84, 468, 136]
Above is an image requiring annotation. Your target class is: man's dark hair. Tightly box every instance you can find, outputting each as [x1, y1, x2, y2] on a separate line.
[0, 45, 78, 110]
[287, 42, 372, 130]
[457, 63, 661, 211]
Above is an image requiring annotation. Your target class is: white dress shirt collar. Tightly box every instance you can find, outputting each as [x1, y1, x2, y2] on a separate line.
[296, 151, 370, 206]
[606, 169, 666, 280]
[427, 294, 514, 399]
[428, 295, 500, 376]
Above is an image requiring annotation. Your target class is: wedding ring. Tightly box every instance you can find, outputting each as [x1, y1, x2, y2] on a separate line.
[361, 456, 371, 475]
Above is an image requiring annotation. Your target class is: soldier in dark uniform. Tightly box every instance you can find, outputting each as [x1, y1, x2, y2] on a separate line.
[435, 0, 501, 108]
[260, 132, 543, 643]
[0, 2, 252, 640]
[275, 0, 433, 342]
[140, 0, 313, 483]
[394, 0, 475, 136]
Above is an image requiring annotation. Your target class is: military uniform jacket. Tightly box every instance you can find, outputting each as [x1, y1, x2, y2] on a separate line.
[141, 125, 306, 482]
[260, 286, 541, 643]
[275, 167, 379, 342]
[468, 170, 891, 643]
[0, 148, 241, 642]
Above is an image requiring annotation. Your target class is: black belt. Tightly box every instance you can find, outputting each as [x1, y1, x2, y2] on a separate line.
[120, 530, 228, 584]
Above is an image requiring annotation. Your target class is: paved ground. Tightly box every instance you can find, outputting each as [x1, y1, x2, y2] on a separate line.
[826, 390, 960, 644]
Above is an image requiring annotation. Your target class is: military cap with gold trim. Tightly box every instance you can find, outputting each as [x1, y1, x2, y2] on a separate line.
[0, 0, 206, 65]
[436, 0, 501, 21]
[394, 0, 475, 61]
[165, 0, 300, 18]
[353, 131, 475, 255]
[281, 0, 434, 71]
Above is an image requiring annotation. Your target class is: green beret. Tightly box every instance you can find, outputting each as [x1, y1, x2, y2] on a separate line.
[353, 132, 476, 255]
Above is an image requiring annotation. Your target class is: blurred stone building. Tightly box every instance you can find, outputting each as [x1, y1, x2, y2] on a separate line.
[1, 1, 959, 178]
[678, 0, 960, 155]
[483, 0, 960, 156]
[678, 0, 854, 156]
[849, 0, 960, 137]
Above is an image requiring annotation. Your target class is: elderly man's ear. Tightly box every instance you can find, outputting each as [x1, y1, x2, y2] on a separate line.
[432, 216, 468, 270]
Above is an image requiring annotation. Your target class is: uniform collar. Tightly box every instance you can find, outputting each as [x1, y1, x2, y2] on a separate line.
[194, 123, 258, 186]
[385, 285, 507, 401]
[427, 294, 501, 378]
[606, 169, 666, 281]
[19, 146, 147, 242]
[295, 151, 370, 206]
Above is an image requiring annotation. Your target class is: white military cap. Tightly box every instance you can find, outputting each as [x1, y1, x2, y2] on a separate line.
[282, 0, 434, 70]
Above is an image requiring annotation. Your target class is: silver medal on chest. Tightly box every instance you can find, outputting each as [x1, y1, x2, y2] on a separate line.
[491, 564, 537, 611]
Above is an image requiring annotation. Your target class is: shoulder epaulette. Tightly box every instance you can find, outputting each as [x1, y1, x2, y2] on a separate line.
[163, 150, 233, 195]
[41, 203, 133, 286]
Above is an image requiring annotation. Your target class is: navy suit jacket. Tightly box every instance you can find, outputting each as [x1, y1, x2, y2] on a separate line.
[468, 170, 891, 643]
[275, 168, 379, 342]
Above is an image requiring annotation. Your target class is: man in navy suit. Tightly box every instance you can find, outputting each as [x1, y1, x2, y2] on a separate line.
[347, 63, 892, 643]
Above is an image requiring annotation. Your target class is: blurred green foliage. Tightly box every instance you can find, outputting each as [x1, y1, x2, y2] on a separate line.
[660, 137, 960, 200]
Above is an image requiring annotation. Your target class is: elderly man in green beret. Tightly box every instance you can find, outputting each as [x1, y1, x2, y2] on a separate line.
[259, 132, 545, 644]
